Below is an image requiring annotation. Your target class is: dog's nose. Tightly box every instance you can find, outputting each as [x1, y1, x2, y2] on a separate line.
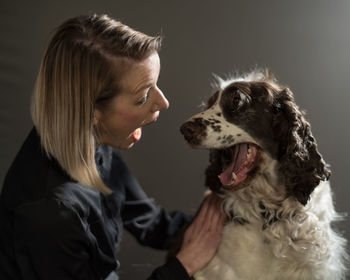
[180, 118, 207, 146]
[180, 122, 197, 140]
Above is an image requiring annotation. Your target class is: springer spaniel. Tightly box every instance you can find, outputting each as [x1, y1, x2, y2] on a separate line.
[180, 70, 348, 280]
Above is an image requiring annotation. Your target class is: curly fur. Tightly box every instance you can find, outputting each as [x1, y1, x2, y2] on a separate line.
[272, 87, 331, 205]
[180, 70, 348, 280]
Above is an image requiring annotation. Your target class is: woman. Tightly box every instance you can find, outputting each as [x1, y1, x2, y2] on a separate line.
[0, 14, 226, 280]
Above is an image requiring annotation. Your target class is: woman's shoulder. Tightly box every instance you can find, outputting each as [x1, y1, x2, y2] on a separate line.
[51, 181, 103, 218]
[1, 129, 127, 220]
[1, 129, 82, 209]
[13, 195, 89, 234]
[1, 180, 100, 225]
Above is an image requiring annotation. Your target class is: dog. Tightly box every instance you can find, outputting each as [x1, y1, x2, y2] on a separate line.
[180, 70, 348, 280]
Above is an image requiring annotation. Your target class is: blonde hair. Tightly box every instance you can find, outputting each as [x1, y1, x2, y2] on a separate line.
[31, 14, 162, 193]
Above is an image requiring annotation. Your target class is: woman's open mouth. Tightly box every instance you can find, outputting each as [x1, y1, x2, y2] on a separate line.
[218, 143, 260, 189]
[132, 127, 142, 142]
[132, 115, 159, 142]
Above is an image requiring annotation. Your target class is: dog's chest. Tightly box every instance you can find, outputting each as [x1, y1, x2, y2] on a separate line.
[194, 222, 276, 280]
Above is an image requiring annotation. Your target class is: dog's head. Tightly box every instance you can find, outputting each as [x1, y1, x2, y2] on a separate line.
[180, 70, 330, 205]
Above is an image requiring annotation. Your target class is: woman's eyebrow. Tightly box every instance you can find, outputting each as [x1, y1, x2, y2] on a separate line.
[134, 82, 153, 94]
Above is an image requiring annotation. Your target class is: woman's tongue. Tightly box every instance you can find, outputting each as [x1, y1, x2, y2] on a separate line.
[218, 144, 249, 187]
[132, 127, 142, 142]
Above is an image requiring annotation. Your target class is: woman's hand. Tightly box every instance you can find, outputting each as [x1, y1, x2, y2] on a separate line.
[176, 192, 227, 276]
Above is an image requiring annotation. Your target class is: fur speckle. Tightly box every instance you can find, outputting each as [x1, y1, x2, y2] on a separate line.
[180, 69, 348, 280]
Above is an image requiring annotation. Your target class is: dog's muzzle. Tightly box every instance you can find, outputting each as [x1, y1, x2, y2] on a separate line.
[180, 118, 207, 146]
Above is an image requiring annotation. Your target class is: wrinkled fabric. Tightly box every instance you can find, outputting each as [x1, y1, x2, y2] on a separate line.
[0, 127, 192, 280]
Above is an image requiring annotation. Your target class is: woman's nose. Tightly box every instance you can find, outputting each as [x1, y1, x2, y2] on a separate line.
[152, 87, 169, 112]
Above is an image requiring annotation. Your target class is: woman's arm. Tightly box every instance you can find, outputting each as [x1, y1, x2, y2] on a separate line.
[146, 193, 226, 279]
[114, 150, 226, 278]
[146, 257, 191, 280]
[111, 149, 192, 249]
[13, 197, 108, 280]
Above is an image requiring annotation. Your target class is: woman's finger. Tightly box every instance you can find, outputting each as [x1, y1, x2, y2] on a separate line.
[201, 194, 220, 228]
[184, 193, 226, 242]
[205, 195, 226, 235]
[215, 203, 227, 232]
[192, 194, 223, 239]
[190, 194, 213, 233]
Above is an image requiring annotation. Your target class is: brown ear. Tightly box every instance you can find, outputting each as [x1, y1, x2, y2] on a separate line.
[274, 89, 331, 205]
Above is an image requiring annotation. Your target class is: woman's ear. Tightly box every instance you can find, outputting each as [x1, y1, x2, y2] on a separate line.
[93, 109, 102, 126]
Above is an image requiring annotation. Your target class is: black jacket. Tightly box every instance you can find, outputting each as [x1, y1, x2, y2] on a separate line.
[0, 128, 191, 280]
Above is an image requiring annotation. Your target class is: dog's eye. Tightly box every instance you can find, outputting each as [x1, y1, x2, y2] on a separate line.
[220, 86, 250, 113]
[233, 94, 242, 107]
[231, 91, 248, 110]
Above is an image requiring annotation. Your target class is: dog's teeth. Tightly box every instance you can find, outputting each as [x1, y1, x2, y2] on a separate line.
[247, 147, 252, 159]
[232, 172, 237, 180]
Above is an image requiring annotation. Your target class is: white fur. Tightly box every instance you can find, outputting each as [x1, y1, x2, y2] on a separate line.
[211, 71, 266, 91]
[187, 73, 348, 279]
[195, 165, 348, 280]
[187, 90, 259, 149]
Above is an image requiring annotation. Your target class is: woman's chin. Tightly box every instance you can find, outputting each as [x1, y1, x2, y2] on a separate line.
[123, 142, 136, 149]
[116, 136, 138, 149]
[99, 132, 142, 149]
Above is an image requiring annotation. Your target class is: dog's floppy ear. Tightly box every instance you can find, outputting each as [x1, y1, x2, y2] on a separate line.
[273, 88, 331, 205]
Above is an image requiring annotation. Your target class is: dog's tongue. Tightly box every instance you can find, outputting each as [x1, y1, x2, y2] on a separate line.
[219, 143, 248, 186]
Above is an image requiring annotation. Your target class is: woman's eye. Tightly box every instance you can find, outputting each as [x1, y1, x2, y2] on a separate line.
[136, 91, 150, 105]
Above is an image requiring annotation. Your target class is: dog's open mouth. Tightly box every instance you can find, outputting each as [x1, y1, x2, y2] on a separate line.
[219, 143, 260, 189]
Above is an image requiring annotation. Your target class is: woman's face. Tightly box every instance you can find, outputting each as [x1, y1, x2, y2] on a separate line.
[95, 52, 169, 149]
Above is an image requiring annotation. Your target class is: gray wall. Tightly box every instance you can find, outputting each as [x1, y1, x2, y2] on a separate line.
[1, 0, 349, 278]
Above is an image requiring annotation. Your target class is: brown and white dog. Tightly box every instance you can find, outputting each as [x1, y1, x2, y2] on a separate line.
[180, 70, 348, 280]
